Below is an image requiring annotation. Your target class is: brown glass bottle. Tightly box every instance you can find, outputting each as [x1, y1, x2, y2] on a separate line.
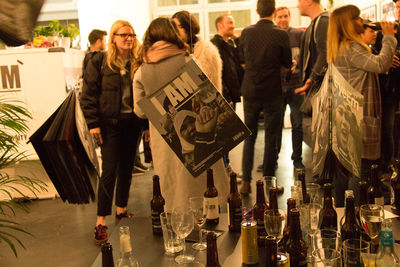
[101, 243, 115, 267]
[253, 180, 268, 245]
[391, 159, 400, 210]
[150, 175, 165, 235]
[281, 198, 296, 252]
[340, 193, 361, 241]
[227, 172, 242, 232]
[205, 168, 219, 225]
[298, 169, 310, 204]
[265, 236, 278, 267]
[206, 232, 221, 267]
[286, 208, 307, 267]
[368, 164, 384, 205]
[269, 187, 278, 210]
[318, 183, 337, 230]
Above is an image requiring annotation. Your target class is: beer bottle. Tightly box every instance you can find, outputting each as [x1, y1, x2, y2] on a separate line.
[286, 208, 307, 267]
[227, 172, 242, 232]
[340, 190, 361, 241]
[281, 198, 296, 252]
[265, 236, 278, 267]
[375, 218, 400, 266]
[368, 164, 384, 205]
[298, 169, 310, 204]
[204, 168, 219, 225]
[253, 180, 268, 245]
[206, 232, 221, 267]
[150, 175, 165, 235]
[318, 183, 338, 230]
[101, 243, 115, 267]
[391, 159, 400, 212]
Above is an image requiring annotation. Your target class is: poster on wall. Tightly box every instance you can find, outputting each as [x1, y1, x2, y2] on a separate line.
[361, 5, 377, 21]
[381, 0, 396, 21]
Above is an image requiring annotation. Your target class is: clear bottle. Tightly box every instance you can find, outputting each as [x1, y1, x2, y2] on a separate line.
[117, 226, 138, 267]
[375, 218, 400, 267]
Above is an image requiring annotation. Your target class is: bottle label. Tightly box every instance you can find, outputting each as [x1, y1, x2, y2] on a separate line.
[381, 230, 394, 247]
[227, 202, 242, 228]
[151, 210, 162, 230]
[256, 219, 267, 237]
[204, 197, 219, 219]
[375, 197, 384, 206]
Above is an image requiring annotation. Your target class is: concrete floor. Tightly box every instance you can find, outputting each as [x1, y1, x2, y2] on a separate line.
[0, 115, 312, 267]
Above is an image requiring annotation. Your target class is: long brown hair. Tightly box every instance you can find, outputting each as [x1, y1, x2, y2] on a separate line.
[107, 20, 140, 78]
[327, 5, 370, 63]
[138, 17, 188, 64]
[172, 11, 200, 53]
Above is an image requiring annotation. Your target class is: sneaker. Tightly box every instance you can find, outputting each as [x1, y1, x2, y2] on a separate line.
[134, 161, 148, 172]
[132, 166, 145, 176]
[94, 225, 108, 245]
[294, 161, 305, 170]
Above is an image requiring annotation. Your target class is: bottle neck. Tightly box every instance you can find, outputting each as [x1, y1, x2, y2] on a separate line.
[286, 202, 296, 226]
[371, 168, 379, 187]
[230, 175, 238, 194]
[256, 184, 266, 204]
[265, 239, 278, 265]
[269, 189, 278, 209]
[290, 214, 302, 240]
[207, 170, 215, 188]
[323, 187, 334, 209]
[359, 184, 368, 205]
[344, 198, 356, 224]
[153, 178, 161, 196]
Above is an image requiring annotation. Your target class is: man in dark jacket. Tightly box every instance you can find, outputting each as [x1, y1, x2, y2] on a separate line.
[239, 0, 292, 194]
[211, 14, 244, 175]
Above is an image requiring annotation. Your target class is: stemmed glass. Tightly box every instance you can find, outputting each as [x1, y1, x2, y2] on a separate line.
[171, 206, 195, 264]
[360, 204, 384, 240]
[264, 209, 286, 244]
[189, 197, 207, 251]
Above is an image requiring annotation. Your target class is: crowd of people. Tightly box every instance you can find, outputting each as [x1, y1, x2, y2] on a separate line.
[80, 0, 400, 245]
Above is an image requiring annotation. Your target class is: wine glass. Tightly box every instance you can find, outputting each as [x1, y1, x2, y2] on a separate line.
[314, 229, 342, 251]
[312, 248, 342, 267]
[171, 206, 195, 264]
[264, 209, 286, 244]
[189, 197, 207, 251]
[360, 204, 384, 240]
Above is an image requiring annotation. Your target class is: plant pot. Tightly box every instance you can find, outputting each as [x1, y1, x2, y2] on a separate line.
[59, 37, 71, 48]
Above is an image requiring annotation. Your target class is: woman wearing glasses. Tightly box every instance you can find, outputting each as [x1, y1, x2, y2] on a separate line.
[81, 20, 143, 245]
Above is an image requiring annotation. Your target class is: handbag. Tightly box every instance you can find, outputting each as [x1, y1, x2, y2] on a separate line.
[0, 0, 45, 46]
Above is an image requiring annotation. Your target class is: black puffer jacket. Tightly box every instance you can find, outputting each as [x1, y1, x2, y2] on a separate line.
[80, 52, 133, 129]
[210, 34, 244, 103]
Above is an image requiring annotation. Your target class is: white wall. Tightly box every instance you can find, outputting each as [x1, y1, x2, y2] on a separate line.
[77, 0, 151, 50]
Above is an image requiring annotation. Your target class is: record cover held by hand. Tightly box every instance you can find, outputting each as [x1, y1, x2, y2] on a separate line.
[29, 90, 99, 204]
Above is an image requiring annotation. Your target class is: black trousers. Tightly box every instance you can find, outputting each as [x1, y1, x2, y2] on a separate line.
[97, 117, 142, 216]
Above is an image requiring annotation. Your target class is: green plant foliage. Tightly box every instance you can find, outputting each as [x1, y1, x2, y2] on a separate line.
[0, 97, 47, 257]
[62, 24, 80, 39]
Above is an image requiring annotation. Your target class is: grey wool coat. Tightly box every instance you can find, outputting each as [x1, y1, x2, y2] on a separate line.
[334, 35, 397, 160]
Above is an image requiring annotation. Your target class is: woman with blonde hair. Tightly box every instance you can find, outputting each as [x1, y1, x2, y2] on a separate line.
[134, 17, 229, 213]
[81, 20, 144, 244]
[327, 5, 396, 202]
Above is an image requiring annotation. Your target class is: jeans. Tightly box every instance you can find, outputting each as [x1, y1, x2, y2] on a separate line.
[97, 117, 142, 216]
[276, 87, 303, 163]
[242, 97, 283, 181]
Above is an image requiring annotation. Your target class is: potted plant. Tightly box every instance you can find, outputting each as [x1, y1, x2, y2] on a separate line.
[61, 24, 80, 48]
[0, 97, 47, 257]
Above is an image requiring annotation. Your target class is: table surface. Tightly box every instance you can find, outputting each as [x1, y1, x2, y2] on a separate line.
[91, 207, 400, 267]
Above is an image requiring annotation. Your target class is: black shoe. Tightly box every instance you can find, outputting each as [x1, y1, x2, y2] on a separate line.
[132, 166, 145, 176]
[294, 161, 305, 170]
[134, 162, 148, 172]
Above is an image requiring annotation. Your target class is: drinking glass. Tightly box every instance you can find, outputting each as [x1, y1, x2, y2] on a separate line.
[314, 229, 342, 251]
[299, 203, 322, 262]
[189, 197, 207, 251]
[312, 248, 342, 267]
[343, 239, 370, 267]
[264, 209, 286, 243]
[264, 176, 277, 199]
[160, 211, 184, 255]
[360, 204, 384, 240]
[171, 206, 195, 264]
[306, 183, 322, 204]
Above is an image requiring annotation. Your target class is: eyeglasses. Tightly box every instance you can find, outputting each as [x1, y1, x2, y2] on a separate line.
[114, 33, 136, 39]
